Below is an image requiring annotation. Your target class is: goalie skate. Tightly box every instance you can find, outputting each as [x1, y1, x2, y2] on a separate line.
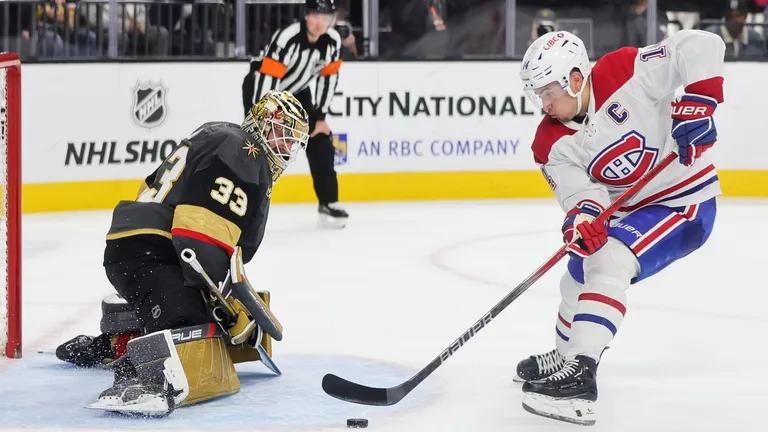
[87, 375, 181, 417]
[87, 330, 189, 417]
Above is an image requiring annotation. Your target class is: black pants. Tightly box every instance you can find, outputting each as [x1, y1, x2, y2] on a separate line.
[104, 235, 210, 333]
[242, 69, 339, 205]
[294, 88, 339, 206]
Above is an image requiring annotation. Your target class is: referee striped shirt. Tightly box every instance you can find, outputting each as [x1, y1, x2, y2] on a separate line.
[246, 20, 342, 120]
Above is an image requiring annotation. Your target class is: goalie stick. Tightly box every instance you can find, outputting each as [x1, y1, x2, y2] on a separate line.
[322, 152, 678, 406]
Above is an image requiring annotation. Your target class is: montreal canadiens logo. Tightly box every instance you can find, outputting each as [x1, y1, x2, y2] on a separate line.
[588, 131, 658, 187]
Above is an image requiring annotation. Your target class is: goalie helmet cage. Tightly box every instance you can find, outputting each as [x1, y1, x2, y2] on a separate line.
[0, 52, 21, 359]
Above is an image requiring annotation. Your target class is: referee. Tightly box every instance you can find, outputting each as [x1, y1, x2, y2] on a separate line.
[242, 0, 348, 228]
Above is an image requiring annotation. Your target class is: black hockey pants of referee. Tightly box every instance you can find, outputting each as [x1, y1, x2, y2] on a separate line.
[293, 88, 339, 206]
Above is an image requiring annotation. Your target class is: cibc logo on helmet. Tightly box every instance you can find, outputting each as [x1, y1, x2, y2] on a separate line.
[543, 32, 566, 50]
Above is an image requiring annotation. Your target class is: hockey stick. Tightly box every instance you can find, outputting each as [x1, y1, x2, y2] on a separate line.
[322, 152, 678, 406]
[182, 248, 283, 376]
[180, 248, 237, 323]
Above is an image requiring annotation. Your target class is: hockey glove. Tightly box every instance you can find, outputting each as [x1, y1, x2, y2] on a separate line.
[671, 94, 717, 166]
[562, 203, 608, 257]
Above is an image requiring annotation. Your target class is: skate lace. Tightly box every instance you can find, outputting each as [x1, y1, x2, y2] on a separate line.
[535, 349, 564, 375]
[546, 359, 579, 382]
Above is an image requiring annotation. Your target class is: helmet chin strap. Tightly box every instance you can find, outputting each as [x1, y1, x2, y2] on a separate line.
[566, 77, 588, 117]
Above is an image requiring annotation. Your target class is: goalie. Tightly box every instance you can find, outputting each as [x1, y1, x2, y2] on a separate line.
[54, 90, 309, 416]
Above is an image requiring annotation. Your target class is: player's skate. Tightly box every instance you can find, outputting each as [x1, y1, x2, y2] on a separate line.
[318, 202, 349, 229]
[513, 348, 564, 382]
[521, 355, 598, 426]
[88, 330, 189, 417]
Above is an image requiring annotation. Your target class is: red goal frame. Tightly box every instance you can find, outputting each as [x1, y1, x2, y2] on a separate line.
[1, 52, 21, 359]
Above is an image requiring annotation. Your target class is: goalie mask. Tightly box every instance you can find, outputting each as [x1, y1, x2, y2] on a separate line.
[242, 91, 309, 183]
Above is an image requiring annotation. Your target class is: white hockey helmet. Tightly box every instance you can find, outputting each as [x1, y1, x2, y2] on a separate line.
[520, 31, 591, 111]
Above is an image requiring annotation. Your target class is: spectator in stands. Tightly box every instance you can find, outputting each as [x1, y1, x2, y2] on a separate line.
[147, 3, 185, 55]
[529, 8, 558, 46]
[34, 1, 65, 56]
[0, 2, 35, 57]
[426, 0, 447, 31]
[754, 0, 768, 50]
[335, 3, 358, 59]
[38, 1, 98, 57]
[82, 2, 169, 56]
[705, 0, 766, 58]
[621, 0, 667, 47]
[147, 2, 227, 56]
[380, 0, 431, 57]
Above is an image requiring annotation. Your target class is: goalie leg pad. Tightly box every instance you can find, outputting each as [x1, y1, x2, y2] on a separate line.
[171, 324, 241, 405]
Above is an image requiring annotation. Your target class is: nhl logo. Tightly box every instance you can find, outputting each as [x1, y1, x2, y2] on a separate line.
[132, 81, 167, 129]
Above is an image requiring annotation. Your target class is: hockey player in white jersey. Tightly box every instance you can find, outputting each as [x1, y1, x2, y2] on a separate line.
[516, 30, 725, 425]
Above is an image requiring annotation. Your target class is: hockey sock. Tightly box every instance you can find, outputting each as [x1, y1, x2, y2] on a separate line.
[567, 239, 638, 361]
[554, 272, 582, 354]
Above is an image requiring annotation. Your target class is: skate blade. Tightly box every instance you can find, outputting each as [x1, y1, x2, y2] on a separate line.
[87, 395, 172, 417]
[522, 393, 596, 426]
[318, 214, 347, 229]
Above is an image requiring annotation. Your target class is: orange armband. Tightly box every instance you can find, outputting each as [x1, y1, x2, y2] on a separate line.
[259, 57, 288, 79]
[320, 60, 342, 76]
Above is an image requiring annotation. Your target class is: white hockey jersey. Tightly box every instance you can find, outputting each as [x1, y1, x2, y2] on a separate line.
[533, 30, 726, 217]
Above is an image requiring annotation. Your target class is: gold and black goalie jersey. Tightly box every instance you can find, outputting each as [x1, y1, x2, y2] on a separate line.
[107, 122, 272, 264]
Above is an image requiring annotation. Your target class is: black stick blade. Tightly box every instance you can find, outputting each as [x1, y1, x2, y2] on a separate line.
[322, 373, 394, 406]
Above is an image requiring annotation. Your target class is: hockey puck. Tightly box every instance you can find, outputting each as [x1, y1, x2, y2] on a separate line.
[347, 418, 368, 428]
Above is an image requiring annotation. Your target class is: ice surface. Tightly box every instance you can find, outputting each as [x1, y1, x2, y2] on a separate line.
[0, 353, 425, 431]
[1, 199, 766, 431]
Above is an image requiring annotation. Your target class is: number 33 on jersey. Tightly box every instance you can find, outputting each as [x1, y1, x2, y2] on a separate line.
[109, 122, 273, 262]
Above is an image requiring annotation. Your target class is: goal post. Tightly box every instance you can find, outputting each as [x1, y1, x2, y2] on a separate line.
[0, 52, 22, 359]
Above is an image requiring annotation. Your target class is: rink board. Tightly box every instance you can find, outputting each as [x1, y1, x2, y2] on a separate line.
[19, 169, 768, 213]
[19, 61, 768, 212]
